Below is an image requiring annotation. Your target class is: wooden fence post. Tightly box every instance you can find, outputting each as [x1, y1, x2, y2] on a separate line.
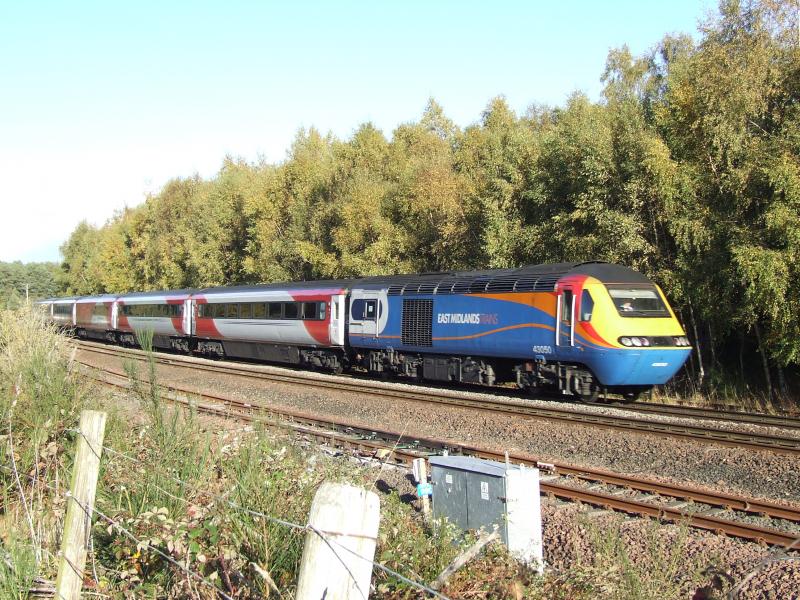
[412, 457, 432, 521]
[296, 482, 380, 600]
[55, 410, 107, 600]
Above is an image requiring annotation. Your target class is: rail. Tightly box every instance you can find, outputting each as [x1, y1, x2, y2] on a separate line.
[74, 350, 800, 548]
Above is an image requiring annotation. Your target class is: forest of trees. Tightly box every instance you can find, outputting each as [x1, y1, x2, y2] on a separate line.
[58, 0, 800, 399]
[0, 261, 62, 309]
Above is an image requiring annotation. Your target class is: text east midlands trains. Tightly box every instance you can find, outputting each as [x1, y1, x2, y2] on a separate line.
[437, 313, 499, 325]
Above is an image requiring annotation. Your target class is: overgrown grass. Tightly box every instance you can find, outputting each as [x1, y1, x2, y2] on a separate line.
[0, 306, 86, 583]
[0, 532, 37, 600]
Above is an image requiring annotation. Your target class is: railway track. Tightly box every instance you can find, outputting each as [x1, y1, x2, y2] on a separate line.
[76, 353, 800, 548]
[73, 340, 800, 456]
[615, 401, 800, 431]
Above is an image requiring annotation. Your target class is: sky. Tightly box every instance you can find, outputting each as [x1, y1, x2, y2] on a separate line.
[0, 0, 713, 264]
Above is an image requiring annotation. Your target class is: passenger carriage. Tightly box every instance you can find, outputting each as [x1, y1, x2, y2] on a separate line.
[115, 290, 193, 351]
[74, 295, 117, 342]
[190, 282, 349, 371]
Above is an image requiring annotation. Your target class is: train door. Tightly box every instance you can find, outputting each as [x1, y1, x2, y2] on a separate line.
[329, 294, 346, 346]
[183, 298, 194, 335]
[555, 283, 577, 354]
[349, 290, 380, 341]
[111, 301, 119, 330]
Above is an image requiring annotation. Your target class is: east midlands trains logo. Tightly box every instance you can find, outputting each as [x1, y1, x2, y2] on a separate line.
[437, 312, 499, 325]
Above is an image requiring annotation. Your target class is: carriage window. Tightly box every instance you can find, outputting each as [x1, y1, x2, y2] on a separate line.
[225, 304, 239, 319]
[268, 302, 282, 319]
[350, 299, 364, 320]
[302, 302, 317, 320]
[93, 303, 106, 317]
[364, 300, 377, 321]
[239, 303, 252, 319]
[580, 290, 594, 322]
[212, 303, 225, 318]
[560, 291, 573, 324]
[252, 302, 266, 319]
[319, 302, 326, 320]
[284, 302, 299, 319]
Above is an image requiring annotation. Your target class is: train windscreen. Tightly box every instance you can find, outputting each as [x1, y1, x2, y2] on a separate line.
[605, 286, 669, 317]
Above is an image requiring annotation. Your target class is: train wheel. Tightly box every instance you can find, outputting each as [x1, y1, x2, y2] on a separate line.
[622, 391, 641, 403]
[573, 371, 599, 403]
[575, 387, 599, 403]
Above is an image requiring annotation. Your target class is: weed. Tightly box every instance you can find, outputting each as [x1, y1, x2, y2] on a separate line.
[0, 533, 37, 600]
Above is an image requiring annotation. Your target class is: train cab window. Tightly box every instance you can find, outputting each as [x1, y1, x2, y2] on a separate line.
[606, 286, 669, 317]
[252, 302, 266, 319]
[580, 290, 594, 322]
[364, 300, 377, 321]
[239, 303, 252, 319]
[560, 291, 573, 324]
[284, 302, 299, 319]
[267, 302, 282, 319]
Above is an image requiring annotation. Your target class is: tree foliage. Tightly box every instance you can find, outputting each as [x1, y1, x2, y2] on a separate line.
[0, 261, 63, 308]
[58, 0, 800, 394]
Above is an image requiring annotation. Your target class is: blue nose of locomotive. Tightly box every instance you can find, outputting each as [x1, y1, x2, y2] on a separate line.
[586, 347, 692, 386]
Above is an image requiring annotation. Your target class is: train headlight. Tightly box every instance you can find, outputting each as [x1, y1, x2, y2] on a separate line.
[619, 337, 633, 346]
[631, 337, 643, 347]
[640, 337, 651, 347]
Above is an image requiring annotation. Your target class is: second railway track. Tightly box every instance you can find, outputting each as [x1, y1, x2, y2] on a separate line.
[78, 357, 800, 548]
[73, 339, 800, 456]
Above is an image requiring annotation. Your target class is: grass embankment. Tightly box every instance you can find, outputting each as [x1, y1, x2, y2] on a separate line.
[1, 307, 722, 599]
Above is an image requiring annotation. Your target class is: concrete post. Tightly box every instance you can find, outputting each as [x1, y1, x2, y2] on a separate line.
[296, 482, 380, 600]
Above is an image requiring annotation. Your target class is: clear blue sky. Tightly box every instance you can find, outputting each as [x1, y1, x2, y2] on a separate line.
[0, 0, 713, 263]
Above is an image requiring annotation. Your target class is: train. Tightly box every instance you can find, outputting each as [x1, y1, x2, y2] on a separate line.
[37, 261, 692, 402]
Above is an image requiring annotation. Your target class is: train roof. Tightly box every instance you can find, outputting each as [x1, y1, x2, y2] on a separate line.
[196, 280, 356, 295]
[194, 261, 652, 297]
[47, 262, 654, 300]
[116, 289, 195, 299]
[38, 296, 80, 303]
[352, 261, 652, 295]
[74, 294, 119, 303]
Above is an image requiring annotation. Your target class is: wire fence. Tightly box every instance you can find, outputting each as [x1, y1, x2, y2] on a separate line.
[7, 418, 800, 599]
[2, 424, 452, 600]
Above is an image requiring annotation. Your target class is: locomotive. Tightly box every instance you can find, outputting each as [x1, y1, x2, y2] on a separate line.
[38, 261, 691, 402]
